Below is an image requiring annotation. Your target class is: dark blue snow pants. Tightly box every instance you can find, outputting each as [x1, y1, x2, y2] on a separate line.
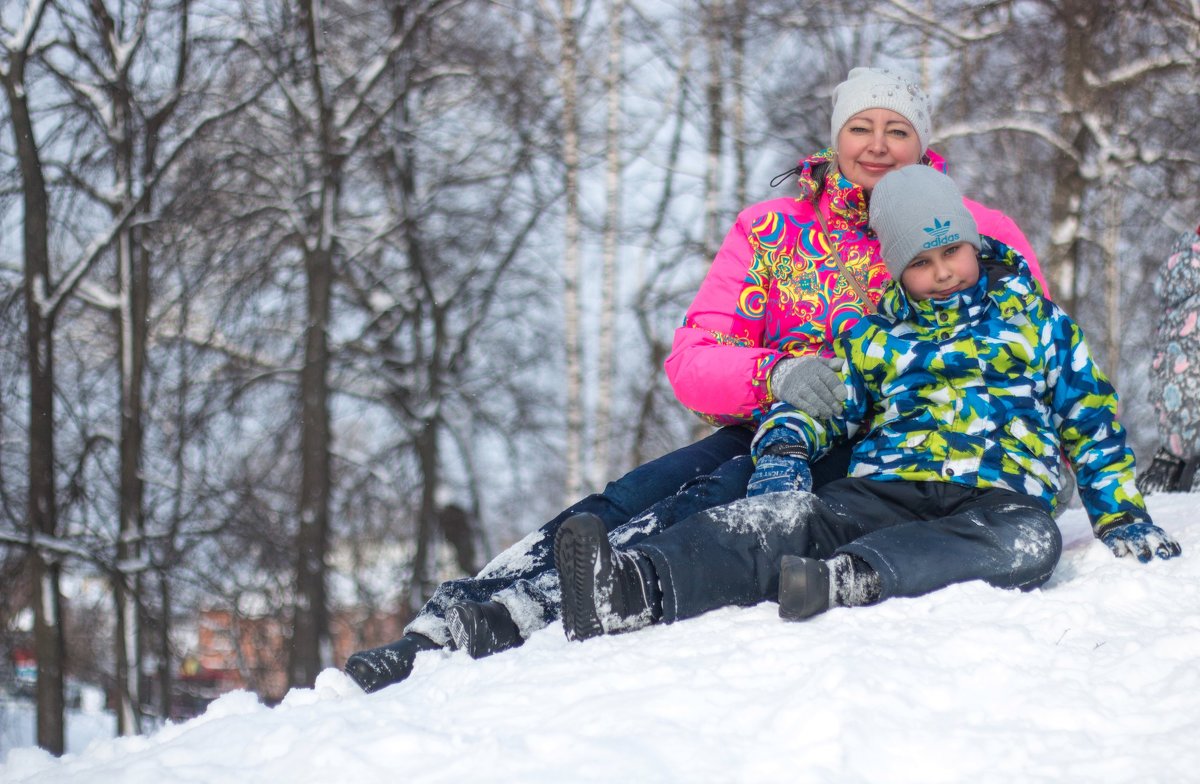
[635, 478, 1063, 623]
[406, 426, 854, 643]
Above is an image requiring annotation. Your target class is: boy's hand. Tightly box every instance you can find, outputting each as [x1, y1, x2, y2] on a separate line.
[1101, 521, 1182, 562]
[747, 455, 813, 496]
[769, 356, 847, 419]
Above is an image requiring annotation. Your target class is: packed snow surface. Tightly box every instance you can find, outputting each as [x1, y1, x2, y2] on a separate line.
[4, 496, 1198, 783]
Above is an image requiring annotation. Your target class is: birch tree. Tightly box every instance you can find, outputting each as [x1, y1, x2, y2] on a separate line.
[549, 0, 586, 503]
[591, 0, 625, 489]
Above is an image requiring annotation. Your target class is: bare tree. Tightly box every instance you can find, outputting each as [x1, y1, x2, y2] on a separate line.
[1, 0, 66, 753]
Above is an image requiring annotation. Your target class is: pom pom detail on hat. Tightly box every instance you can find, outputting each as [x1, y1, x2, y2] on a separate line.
[868, 165, 980, 279]
[831, 67, 932, 153]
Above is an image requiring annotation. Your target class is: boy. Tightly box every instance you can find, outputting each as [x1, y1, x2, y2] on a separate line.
[554, 165, 1181, 638]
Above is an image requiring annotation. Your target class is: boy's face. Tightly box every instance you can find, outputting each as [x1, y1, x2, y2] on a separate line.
[899, 242, 980, 301]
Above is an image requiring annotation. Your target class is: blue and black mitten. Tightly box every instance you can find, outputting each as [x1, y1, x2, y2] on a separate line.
[747, 428, 813, 497]
[1100, 519, 1183, 562]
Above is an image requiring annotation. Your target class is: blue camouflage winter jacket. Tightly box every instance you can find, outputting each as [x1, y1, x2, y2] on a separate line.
[753, 237, 1150, 534]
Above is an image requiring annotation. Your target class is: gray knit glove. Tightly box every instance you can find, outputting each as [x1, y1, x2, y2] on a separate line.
[769, 356, 847, 419]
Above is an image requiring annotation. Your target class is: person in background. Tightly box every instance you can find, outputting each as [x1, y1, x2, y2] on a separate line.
[1139, 224, 1200, 493]
[343, 67, 1047, 693]
[553, 165, 1179, 642]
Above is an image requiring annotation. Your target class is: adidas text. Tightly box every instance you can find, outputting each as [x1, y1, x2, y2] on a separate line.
[922, 232, 960, 250]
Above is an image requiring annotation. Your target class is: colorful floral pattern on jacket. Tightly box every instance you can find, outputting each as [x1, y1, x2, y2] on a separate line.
[753, 238, 1149, 533]
[1150, 228, 1200, 458]
[664, 149, 1047, 428]
[736, 152, 887, 358]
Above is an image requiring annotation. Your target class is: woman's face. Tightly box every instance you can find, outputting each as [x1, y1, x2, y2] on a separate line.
[835, 109, 923, 193]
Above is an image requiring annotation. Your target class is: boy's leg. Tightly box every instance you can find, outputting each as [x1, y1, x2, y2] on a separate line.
[836, 482, 1062, 600]
[634, 485, 871, 623]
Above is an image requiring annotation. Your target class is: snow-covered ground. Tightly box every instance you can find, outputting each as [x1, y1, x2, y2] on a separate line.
[3, 495, 1198, 783]
[0, 693, 115, 764]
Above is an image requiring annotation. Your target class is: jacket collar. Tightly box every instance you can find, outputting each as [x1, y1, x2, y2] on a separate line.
[877, 236, 1042, 323]
[790, 148, 953, 231]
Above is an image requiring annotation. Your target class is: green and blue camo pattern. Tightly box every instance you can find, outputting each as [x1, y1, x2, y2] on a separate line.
[755, 237, 1149, 533]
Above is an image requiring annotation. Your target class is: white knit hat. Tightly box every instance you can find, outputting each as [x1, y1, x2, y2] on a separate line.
[830, 67, 932, 153]
[868, 165, 980, 278]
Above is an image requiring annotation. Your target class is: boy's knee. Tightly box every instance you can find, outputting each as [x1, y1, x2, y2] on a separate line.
[1004, 507, 1062, 589]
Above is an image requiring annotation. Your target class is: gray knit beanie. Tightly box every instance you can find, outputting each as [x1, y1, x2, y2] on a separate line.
[830, 67, 932, 153]
[868, 165, 980, 279]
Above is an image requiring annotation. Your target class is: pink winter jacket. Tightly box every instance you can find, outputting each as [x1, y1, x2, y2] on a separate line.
[665, 150, 1046, 426]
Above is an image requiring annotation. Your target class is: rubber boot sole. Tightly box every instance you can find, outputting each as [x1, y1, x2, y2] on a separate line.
[778, 555, 831, 622]
[555, 514, 608, 641]
[446, 602, 524, 659]
[446, 604, 478, 657]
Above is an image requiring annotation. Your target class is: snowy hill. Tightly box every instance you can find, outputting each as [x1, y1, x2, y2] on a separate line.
[3, 496, 1198, 784]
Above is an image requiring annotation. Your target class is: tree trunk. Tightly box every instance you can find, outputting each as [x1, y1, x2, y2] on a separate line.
[410, 421, 441, 611]
[593, 0, 624, 489]
[702, 0, 724, 261]
[290, 233, 334, 687]
[2, 8, 66, 750]
[697, 0, 725, 443]
[289, 0, 338, 688]
[1043, 0, 1094, 316]
[157, 571, 173, 722]
[115, 89, 146, 736]
[1103, 181, 1123, 382]
[558, 0, 585, 503]
[731, 0, 747, 209]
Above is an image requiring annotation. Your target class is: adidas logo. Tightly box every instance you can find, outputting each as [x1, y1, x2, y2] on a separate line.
[922, 217, 960, 249]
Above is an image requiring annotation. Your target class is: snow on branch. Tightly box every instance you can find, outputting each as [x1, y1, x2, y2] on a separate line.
[0, 0, 50, 63]
[877, 0, 1008, 44]
[0, 525, 108, 567]
[1083, 55, 1190, 90]
[934, 119, 1080, 163]
[41, 81, 271, 319]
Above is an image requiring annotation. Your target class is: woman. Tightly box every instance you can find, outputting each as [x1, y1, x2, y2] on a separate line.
[344, 66, 1047, 692]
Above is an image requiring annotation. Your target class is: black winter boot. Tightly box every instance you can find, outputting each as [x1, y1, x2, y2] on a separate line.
[1178, 455, 1200, 493]
[1137, 447, 1185, 495]
[343, 632, 440, 693]
[778, 554, 881, 622]
[777, 556, 831, 621]
[555, 513, 662, 641]
[446, 600, 525, 659]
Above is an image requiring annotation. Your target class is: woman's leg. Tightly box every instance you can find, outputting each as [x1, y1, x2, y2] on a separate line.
[482, 446, 760, 641]
[403, 425, 754, 644]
